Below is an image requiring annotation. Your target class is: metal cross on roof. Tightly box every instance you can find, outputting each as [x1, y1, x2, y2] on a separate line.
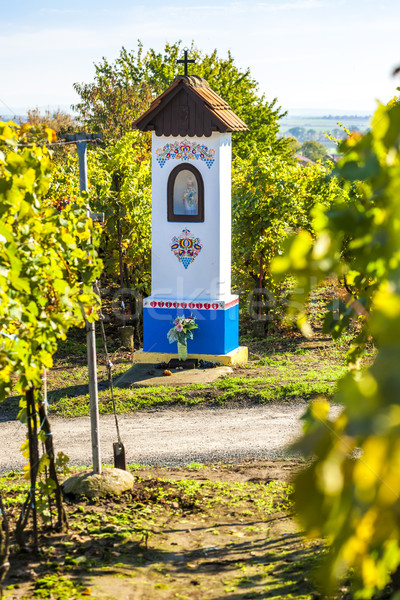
[177, 49, 195, 76]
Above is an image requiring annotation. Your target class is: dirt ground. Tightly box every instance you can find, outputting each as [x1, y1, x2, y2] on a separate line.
[1, 284, 374, 599]
[1, 458, 333, 600]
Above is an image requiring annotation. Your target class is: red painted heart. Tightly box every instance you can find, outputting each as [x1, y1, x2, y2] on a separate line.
[158, 301, 164, 307]
[189, 303, 195, 309]
[166, 302, 172, 308]
[173, 302, 179, 308]
[212, 303, 219, 309]
[150, 301, 157, 307]
[204, 303, 210, 309]
[181, 303, 187, 308]
[196, 303, 202, 309]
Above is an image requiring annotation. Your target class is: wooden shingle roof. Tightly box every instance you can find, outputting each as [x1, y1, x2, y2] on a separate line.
[133, 75, 248, 137]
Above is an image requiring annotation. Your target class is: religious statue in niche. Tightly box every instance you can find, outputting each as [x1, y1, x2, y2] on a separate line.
[182, 175, 198, 215]
[167, 163, 204, 222]
[173, 169, 199, 216]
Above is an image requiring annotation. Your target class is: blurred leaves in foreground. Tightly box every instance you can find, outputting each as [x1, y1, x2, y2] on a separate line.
[273, 96, 400, 598]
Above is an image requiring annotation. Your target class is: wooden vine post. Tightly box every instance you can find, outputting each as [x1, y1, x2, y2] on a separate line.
[0, 491, 10, 597]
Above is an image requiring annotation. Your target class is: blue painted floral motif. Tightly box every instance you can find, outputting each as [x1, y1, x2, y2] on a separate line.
[156, 140, 215, 168]
[170, 228, 202, 269]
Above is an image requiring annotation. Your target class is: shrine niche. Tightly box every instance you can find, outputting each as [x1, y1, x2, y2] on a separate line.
[134, 50, 249, 365]
[167, 164, 204, 222]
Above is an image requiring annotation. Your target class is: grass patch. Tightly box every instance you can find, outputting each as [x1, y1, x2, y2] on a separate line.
[4, 281, 370, 421]
[47, 358, 346, 418]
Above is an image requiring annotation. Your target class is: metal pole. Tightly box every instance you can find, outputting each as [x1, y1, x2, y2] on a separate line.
[74, 133, 102, 474]
[113, 174, 125, 326]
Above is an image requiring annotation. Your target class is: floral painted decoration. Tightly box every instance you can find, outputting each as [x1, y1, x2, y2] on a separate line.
[167, 315, 198, 345]
[170, 228, 202, 269]
[156, 139, 215, 168]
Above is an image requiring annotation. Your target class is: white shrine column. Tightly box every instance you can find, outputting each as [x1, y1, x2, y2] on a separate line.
[134, 73, 248, 364]
[150, 133, 233, 301]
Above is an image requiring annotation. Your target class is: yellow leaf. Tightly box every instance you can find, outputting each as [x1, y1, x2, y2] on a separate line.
[374, 290, 400, 318]
[354, 437, 387, 494]
[20, 439, 29, 452]
[290, 231, 313, 270]
[20, 123, 31, 135]
[310, 399, 330, 421]
[316, 456, 343, 496]
[312, 232, 330, 260]
[45, 127, 57, 143]
[357, 373, 378, 398]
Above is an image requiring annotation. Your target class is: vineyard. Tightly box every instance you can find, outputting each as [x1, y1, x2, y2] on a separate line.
[1, 41, 400, 600]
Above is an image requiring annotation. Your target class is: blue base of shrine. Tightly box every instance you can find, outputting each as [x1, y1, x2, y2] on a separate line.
[143, 303, 239, 356]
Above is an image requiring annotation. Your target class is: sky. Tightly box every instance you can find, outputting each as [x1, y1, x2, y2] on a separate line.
[0, 0, 399, 117]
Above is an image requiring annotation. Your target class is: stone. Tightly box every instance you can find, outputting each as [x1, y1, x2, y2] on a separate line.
[62, 467, 134, 499]
[114, 362, 233, 387]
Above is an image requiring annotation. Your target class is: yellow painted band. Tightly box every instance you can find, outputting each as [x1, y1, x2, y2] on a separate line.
[133, 346, 248, 367]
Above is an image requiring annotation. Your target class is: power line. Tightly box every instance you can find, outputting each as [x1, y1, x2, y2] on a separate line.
[0, 97, 18, 117]
[15, 137, 104, 148]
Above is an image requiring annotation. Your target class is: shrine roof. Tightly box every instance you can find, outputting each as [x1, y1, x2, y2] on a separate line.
[133, 75, 248, 137]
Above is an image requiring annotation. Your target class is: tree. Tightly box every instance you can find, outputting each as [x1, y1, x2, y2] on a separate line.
[73, 70, 152, 140]
[73, 41, 291, 160]
[288, 126, 306, 141]
[232, 154, 347, 327]
[25, 107, 77, 134]
[287, 137, 301, 154]
[300, 140, 328, 162]
[272, 97, 400, 597]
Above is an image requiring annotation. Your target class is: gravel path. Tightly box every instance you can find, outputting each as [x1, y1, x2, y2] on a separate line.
[0, 403, 341, 474]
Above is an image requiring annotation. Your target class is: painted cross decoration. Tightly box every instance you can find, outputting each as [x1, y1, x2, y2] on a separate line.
[170, 227, 202, 269]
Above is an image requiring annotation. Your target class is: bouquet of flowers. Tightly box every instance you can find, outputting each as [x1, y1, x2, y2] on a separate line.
[167, 315, 198, 345]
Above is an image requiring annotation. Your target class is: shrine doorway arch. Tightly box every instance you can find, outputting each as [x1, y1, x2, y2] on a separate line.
[167, 163, 204, 222]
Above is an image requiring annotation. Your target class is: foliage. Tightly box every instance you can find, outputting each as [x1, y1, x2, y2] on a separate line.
[87, 131, 151, 290]
[300, 140, 328, 162]
[42, 128, 151, 291]
[45, 150, 80, 212]
[288, 126, 306, 139]
[73, 63, 152, 140]
[0, 121, 102, 399]
[24, 108, 77, 135]
[0, 121, 102, 540]
[287, 137, 301, 154]
[232, 153, 347, 323]
[272, 97, 400, 597]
